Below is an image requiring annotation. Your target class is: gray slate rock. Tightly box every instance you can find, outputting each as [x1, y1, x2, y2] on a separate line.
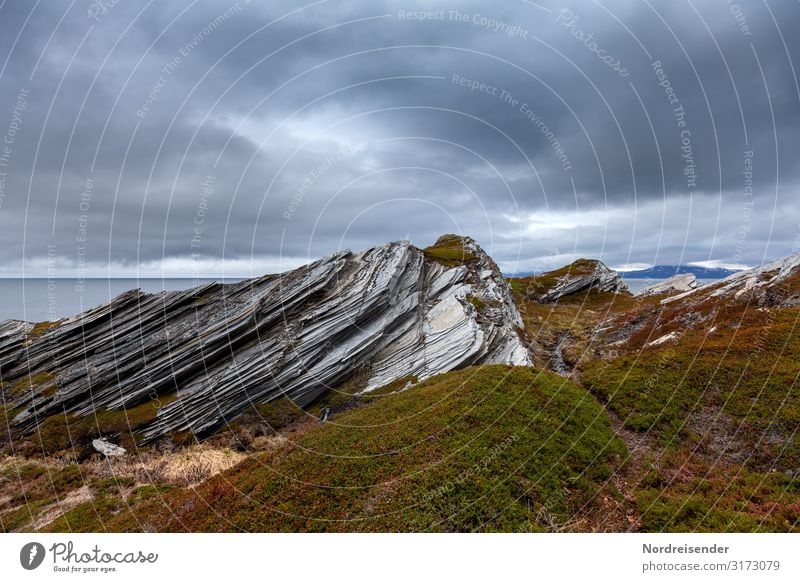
[539, 260, 628, 303]
[662, 253, 800, 306]
[3, 238, 531, 442]
[638, 273, 697, 296]
[92, 438, 127, 457]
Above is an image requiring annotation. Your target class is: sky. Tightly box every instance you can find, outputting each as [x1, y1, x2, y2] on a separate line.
[0, 0, 798, 277]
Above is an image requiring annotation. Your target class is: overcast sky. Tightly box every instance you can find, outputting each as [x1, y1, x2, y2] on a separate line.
[0, 0, 798, 277]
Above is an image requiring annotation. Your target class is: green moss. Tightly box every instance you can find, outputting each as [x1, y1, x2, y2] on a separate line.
[9, 371, 58, 397]
[23, 393, 179, 455]
[43, 499, 115, 533]
[42, 483, 174, 533]
[48, 464, 83, 494]
[0, 461, 46, 481]
[467, 294, 487, 311]
[28, 321, 60, 337]
[635, 458, 798, 532]
[465, 294, 500, 315]
[0, 460, 92, 531]
[423, 235, 479, 268]
[92, 476, 135, 498]
[253, 397, 306, 432]
[57, 365, 626, 532]
[130, 484, 172, 502]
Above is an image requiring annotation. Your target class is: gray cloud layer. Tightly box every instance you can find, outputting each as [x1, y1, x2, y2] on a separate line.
[0, 0, 798, 276]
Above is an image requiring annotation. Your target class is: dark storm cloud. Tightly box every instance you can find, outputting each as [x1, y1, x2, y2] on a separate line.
[0, 0, 798, 276]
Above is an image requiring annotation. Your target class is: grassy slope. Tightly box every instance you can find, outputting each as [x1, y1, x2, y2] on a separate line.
[42, 366, 625, 532]
[0, 461, 86, 532]
[577, 292, 800, 531]
[506, 258, 800, 531]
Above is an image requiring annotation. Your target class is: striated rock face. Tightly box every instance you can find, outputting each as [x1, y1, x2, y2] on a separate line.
[0, 320, 33, 369]
[1, 236, 530, 442]
[536, 259, 628, 303]
[662, 253, 800, 306]
[638, 273, 697, 296]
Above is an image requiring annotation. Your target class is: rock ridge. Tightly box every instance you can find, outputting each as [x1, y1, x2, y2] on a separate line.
[1, 237, 530, 442]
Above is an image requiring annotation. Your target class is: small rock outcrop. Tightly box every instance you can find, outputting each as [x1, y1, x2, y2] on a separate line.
[663, 253, 800, 306]
[638, 273, 697, 296]
[92, 438, 127, 457]
[1, 236, 531, 442]
[519, 259, 629, 303]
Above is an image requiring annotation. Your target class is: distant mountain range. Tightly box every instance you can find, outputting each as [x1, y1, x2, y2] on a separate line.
[619, 265, 741, 279]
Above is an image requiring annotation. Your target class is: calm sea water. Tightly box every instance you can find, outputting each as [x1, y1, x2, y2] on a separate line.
[0, 277, 723, 323]
[0, 278, 244, 322]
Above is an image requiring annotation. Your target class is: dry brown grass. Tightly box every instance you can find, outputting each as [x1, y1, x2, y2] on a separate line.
[91, 445, 246, 486]
[1, 445, 246, 531]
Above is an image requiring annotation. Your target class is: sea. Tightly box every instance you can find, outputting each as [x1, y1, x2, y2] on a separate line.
[0, 277, 723, 323]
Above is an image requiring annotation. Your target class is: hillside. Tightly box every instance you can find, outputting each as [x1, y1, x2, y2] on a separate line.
[510, 254, 800, 531]
[1, 240, 799, 532]
[18, 366, 623, 532]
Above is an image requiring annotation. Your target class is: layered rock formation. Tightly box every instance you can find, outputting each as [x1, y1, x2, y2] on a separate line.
[516, 259, 629, 303]
[663, 253, 800, 305]
[638, 273, 697, 296]
[587, 253, 800, 357]
[0, 236, 530, 443]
